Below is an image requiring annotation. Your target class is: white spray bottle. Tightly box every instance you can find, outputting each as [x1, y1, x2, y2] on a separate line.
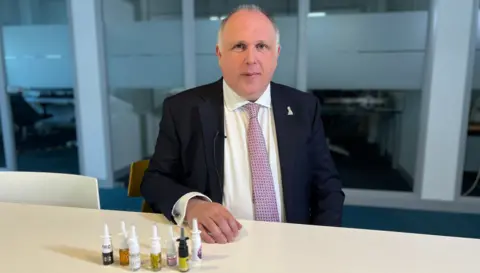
[119, 221, 130, 266]
[166, 226, 177, 266]
[150, 224, 162, 271]
[190, 218, 202, 266]
[101, 223, 114, 265]
[128, 225, 141, 271]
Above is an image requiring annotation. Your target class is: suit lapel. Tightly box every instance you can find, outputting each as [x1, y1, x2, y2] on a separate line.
[271, 82, 301, 221]
[198, 79, 224, 203]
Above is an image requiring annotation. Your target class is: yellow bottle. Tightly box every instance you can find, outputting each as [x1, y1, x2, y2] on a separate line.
[150, 224, 162, 271]
[150, 252, 162, 271]
[177, 227, 190, 272]
[178, 256, 189, 272]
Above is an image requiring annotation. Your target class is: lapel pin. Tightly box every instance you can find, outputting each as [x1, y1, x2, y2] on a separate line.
[287, 106, 294, 116]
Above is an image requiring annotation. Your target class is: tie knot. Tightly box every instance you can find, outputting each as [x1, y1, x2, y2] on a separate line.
[244, 103, 260, 119]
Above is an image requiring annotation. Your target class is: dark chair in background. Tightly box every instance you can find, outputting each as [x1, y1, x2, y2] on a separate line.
[9, 93, 52, 150]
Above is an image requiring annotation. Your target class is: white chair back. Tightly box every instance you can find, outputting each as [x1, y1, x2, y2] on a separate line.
[0, 171, 100, 209]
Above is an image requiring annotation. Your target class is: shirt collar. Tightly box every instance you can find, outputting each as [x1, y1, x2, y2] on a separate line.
[223, 80, 271, 111]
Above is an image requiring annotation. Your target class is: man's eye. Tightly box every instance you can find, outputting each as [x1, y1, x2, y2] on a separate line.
[257, 44, 268, 50]
[233, 44, 246, 50]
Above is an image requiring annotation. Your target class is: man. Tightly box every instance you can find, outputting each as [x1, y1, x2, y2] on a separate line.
[141, 4, 345, 244]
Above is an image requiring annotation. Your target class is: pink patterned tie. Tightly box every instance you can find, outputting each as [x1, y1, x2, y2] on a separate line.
[243, 102, 280, 222]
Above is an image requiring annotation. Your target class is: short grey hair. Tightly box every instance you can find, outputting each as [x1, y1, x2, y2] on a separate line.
[217, 4, 280, 50]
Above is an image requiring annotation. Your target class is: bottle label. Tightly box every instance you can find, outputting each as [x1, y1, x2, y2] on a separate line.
[102, 252, 114, 265]
[119, 249, 129, 266]
[102, 244, 112, 252]
[150, 253, 161, 270]
[167, 255, 177, 266]
[129, 253, 141, 270]
[178, 257, 189, 272]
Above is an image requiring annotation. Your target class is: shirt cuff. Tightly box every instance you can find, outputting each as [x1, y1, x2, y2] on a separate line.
[171, 192, 212, 225]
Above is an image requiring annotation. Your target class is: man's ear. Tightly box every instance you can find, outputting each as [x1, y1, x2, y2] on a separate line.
[277, 44, 281, 56]
[216, 45, 222, 58]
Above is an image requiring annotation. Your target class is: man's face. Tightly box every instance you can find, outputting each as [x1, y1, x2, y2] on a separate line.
[216, 10, 280, 101]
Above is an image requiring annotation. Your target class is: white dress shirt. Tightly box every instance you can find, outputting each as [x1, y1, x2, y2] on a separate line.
[172, 80, 284, 224]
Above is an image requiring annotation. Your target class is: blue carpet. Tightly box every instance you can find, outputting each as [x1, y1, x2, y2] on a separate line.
[99, 188, 143, 212]
[99, 188, 480, 239]
[342, 206, 480, 239]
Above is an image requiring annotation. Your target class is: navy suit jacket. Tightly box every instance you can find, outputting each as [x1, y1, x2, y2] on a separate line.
[141, 78, 345, 226]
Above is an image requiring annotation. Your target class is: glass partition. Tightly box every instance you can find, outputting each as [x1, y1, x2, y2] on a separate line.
[307, 0, 430, 192]
[102, 0, 184, 184]
[0, 0, 78, 173]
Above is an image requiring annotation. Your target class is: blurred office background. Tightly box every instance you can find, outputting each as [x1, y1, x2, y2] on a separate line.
[1, 0, 480, 237]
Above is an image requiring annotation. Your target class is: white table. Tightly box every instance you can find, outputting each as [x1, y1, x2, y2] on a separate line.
[1, 201, 479, 272]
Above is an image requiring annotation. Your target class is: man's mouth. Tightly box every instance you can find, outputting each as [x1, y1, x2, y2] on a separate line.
[242, 73, 261, 77]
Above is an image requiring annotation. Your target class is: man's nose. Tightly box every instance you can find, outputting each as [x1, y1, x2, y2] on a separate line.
[245, 47, 256, 64]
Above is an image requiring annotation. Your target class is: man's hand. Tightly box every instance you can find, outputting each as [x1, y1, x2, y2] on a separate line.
[185, 198, 242, 244]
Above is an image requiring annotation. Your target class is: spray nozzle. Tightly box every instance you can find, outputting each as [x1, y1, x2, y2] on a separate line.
[192, 218, 201, 234]
[131, 225, 137, 238]
[102, 223, 111, 238]
[177, 227, 189, 243]
[120, 221, 128, 237]
[118, 221, 129, 242]
[151, 224, 160, 240]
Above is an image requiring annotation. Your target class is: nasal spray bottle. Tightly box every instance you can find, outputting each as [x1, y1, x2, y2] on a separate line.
[128, 225, 142, 271]
[119, 221, 130, 266]
[177, 227, 190, 272]
[150, 224, 162, 271]
[190, 218, 202, 266]
[166, 226, 177, 267]
[101, 224, 114, 265]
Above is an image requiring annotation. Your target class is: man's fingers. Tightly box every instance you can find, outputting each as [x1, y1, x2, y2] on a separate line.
[236, 220, 243, 230]
[198, 224, 215, 244]
[185, 202, 241, 244]
[203, 218, 228, 244]
[226, 217, 239, 238]
[219, 208, 241, 238]
[212, 214, 235, 243]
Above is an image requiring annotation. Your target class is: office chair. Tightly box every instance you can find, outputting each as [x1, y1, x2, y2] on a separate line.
[0, 171, 100, 209]
[9, 93, 52, 142]
[128, 159, 153, 212]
